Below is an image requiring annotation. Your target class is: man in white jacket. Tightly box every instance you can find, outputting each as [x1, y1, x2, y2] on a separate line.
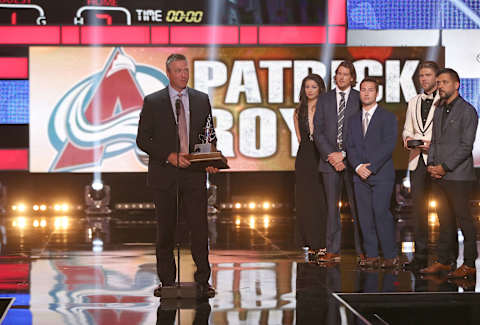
[402, 61, 441, 269]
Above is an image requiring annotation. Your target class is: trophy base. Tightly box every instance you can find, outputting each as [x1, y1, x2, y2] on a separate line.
[185, 152, 229, 170]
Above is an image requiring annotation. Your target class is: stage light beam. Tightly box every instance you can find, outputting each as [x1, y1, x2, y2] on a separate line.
[61, 203, 69, 212]
[263, 215, 270, 228]
[18, 203, 26, 212]
[249, 216, 256, 229]
[17, 217, 27, 229]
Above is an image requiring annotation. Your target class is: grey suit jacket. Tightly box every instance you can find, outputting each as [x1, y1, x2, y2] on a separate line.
[427, 96, 478, 181]
[313, 88, 361, 173]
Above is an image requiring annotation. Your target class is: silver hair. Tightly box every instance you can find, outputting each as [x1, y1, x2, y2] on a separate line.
[166, 53, 187, 71]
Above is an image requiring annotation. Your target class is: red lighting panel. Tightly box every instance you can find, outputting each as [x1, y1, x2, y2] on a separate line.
[0, 57, 28, 79]
[0, 149, 28, 170]
[81, 26, 150, 44]
[0, 24, 345, 46]
[151, 26, 169, 44]
[170, 26, 239, 44]
[239, 26, 258, 44]
[259, 26, 326, 44]
[61, 26, 80, 44]
[329, 0, 346, 25]
[0, 263, 29, 290]
[328, 26, 346, 44]
[0, 26, 60, 44]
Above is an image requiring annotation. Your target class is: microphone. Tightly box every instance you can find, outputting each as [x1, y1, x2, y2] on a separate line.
[175, 98, 181, 123]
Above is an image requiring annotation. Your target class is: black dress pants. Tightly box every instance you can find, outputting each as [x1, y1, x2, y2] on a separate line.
[410, 157, 430, 259]
[153, 170, 210, 285]
[432, 179, 477, 267]
[322, 170, 364, 255]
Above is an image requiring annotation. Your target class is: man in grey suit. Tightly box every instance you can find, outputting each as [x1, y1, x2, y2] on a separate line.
[313, 61, 364, 263]
[420, 68, 478, 278]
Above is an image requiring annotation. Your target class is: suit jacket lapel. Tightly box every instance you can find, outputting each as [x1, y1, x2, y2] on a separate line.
[345, 90, 356, 114]
[187, 88, 196, 149]
[425, 93, 440, 128]
[364, 108, 379, 140]
[163, 88, 177, 126]
[441, 99, 461, 133]
[327, 90, 338, 122]
[434, 108, 443, 138]
[416, 93, 439, 135]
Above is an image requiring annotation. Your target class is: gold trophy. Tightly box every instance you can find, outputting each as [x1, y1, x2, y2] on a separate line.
[186, 114, 229, 169]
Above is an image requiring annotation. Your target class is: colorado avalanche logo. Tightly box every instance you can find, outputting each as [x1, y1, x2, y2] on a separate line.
[48, 48, 169, 172]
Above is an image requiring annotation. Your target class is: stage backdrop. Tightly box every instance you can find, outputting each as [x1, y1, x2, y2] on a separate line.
[30, 46, 444, 172]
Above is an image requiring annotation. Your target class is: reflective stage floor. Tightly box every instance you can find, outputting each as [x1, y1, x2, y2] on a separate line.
[1, 211, 480, 325]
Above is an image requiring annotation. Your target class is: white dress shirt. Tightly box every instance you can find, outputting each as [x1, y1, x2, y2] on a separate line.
[355, 104, 378, 173]
[168, 85, 190, 148]
[336, 86, 351, 113]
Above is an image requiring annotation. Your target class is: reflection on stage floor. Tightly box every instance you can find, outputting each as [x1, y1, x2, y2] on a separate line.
[0, 211, 479, 324]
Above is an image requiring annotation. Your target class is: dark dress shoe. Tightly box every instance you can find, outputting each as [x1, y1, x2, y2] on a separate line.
[317, 252, 340, 263]
[419, 262, 453, 274]
[419, 274, 448, 284]
[402, 257, 427, 270]
[447, 264, 476, 278]
[381, 257, 400, 269]
[153, 282, 175, 297]
[357, 254, 367, 265]
[197, 283, 216, 299]
[308, 248, 327, 262]
[154, 285, 162, 297]
[360, 257, 379, 268]
[307, 248, 326, 262]
[448, 277, 476, 290]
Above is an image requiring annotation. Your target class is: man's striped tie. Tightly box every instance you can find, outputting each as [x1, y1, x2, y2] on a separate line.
[337, 91, 346, 150]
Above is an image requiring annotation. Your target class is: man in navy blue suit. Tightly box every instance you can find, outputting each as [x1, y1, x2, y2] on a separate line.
[346, 77, 399, 268]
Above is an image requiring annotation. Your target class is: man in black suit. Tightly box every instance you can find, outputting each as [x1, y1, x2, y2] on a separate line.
[421, 68, 478, 278]
[346, 77, 398, 268]
[136, 53, 218, 297]
[313, 60, 364, 263]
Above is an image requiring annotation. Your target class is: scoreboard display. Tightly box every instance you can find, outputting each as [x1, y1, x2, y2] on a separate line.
[0, 0, 332, 25]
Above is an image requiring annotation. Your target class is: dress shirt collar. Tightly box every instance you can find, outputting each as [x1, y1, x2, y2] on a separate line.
[336, 86, 351, 99]
[444, 95, 460, 113]
[362, 104, 378, 118]
[168, 85, 188, 99]
[421, 89, 437, 101]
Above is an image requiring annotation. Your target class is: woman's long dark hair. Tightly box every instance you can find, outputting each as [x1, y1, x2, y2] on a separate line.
[295, 74, 326, 134]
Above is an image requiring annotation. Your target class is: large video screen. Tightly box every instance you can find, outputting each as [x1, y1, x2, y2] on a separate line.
[30, 46, 445, 172]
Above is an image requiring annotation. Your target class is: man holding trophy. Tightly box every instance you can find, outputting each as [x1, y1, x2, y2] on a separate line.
[136, 53, 225, 299]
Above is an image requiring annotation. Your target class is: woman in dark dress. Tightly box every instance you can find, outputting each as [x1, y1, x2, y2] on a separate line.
[294, 74, 327, 259]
